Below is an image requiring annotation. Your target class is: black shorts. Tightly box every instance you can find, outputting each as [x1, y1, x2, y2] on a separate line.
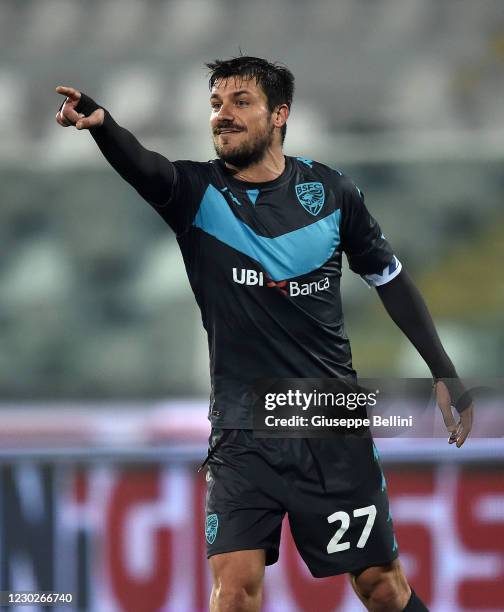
[204, 429, 398, 578]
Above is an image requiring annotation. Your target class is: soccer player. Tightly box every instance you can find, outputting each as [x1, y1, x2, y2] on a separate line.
[56, 56, 472, 612]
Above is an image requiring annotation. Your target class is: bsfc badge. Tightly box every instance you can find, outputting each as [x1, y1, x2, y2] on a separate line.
[295, 182, 325, 216]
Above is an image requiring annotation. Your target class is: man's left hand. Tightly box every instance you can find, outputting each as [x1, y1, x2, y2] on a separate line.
[435, 380, 473, 447]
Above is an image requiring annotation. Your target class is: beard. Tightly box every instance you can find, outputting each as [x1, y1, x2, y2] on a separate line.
[213, 122, 274, 169]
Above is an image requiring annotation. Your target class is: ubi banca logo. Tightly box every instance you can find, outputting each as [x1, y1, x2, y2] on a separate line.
[232, 268, 329, 296]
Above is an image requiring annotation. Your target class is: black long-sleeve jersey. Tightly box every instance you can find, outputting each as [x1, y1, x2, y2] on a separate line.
[75, 95, 469, 424]
[160, 155, 402, 426]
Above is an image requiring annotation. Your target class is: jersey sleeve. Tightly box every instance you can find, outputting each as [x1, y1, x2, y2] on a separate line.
[150, 160, 210, 236]
[339, 177, 402, 287]
[73, 94, 208, 236]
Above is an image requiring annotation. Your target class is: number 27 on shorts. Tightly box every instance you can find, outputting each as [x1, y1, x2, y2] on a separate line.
[326, 504, 377, 553]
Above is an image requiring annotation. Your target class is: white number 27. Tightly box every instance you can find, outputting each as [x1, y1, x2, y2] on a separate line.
[326, 504, 377, 553]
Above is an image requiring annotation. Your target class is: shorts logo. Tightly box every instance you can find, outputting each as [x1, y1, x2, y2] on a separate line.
[205, 513, 219, 544]
[295, 182, 325, 216]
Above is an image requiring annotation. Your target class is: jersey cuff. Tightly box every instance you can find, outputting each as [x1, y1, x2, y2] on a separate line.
[75, 92, 101, 117]
[361, 256, 402, 288]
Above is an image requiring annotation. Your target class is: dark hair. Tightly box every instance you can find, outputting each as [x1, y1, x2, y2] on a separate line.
[206, 56, 295, 144]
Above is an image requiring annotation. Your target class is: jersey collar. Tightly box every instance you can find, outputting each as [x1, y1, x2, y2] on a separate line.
[214, 155, 294, 191]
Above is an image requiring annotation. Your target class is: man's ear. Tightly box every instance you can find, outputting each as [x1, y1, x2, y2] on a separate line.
[273, 104, 289, 129]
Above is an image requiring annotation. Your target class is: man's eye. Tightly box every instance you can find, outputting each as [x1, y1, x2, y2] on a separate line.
[211, 104, 221, 111]
[237, 100, 249, 107]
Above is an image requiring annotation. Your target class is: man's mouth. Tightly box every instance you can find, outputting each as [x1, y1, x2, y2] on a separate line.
[216, 128, 243, 135]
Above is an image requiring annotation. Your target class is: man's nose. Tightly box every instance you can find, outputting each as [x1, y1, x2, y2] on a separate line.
[216, 102, 234, 121]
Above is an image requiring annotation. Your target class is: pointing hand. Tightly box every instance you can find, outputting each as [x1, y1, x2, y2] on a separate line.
[55, 85, 104, 129]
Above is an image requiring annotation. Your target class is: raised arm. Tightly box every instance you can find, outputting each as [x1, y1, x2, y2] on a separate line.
[376, 269, 473, 447]
[55, 86, 175, 206]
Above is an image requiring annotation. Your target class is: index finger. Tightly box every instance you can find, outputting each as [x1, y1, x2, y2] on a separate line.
[55, 86, 81, 101]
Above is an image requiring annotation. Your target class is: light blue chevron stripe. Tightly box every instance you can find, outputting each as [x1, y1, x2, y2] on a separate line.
[193, 184, 340, 281]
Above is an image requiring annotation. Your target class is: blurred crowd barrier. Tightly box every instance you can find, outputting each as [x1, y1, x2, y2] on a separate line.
[0, 402, 503, 612]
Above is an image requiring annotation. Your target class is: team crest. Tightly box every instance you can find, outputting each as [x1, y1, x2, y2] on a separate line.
[295, 182, 325, 216]
[205, 513, 219, 544]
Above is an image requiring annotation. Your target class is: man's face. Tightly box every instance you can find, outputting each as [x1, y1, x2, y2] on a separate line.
[210, 76, 275, 168]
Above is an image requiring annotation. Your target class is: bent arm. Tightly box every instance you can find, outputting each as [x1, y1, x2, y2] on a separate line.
[376, 268, 471, 412]
[75, 93, 175, 206]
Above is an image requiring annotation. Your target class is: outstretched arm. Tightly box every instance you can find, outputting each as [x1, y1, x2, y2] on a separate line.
[376, 268, 473, 447]
[55, 86, 175, 206]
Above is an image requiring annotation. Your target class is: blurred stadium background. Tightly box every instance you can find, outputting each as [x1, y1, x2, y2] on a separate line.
[0, 0, 503, 610]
